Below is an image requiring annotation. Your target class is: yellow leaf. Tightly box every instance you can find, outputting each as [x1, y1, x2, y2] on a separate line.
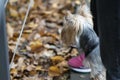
[57, 61, 69, 73]
[42, 33, 59, 40]
[22, 33, 29, 39]
[57, 61, 68, 68]
[23, 30, 32, 34]
[30, 40, 43, 52]
[48, 66, 61, 77]
[23, 30, 32, 39]
[9, 8, 18, 18]
[35, 66, 42, 71]
[51, 56, 64, 64]
[7, 23, 14, 38]
[10, 68, 18, 75]
[27, 22, 38, 29]
[71, 48, 79, 56]
[9, 0, 17, 4]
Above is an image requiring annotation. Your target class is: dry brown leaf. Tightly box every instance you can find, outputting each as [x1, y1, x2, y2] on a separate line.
[29, 70, 37, 76]
[26, 65, 35, 71]
[27, 22, 38, 29]
[16, 57, 26, 71]
[7, 23, 14, 38]
[33, 0, 42, 9]
[10, 32, 19, 41]
[22, 33, 30, 39]
[9, 51, 21, 63]
[57, 61, 69, 73]
[22, 29, 32, 39]
[22, 75, 41, 80]
[71, 48, 79, 56]
[20, 65, 26, 72]
[35, 66, 42, 71]
[44, 44, 57, 50]
[51, 56, 64, 64]
[9, 8, 18, 18]
[10, 68, 18, 75]
[30, 40, 43, 52]
[40, 50, 55, 58]
[48, 66, 61, 77]
[41, 32, 59, 40]
[33, 33, 41, 40]
[57, 61, 68, 67]
[40, 11, 53, 15]
[9, 0, 17, 4]
[23, 30, 32, 34]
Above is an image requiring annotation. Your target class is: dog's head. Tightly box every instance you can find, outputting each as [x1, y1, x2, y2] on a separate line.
[61, 11, 93, 47]
[61, 0, 93, 47]
[61, 11, 83, 46]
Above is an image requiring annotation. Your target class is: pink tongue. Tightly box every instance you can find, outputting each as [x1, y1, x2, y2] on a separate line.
[68, 53, 85, 68]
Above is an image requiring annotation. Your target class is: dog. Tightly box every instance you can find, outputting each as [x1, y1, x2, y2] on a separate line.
[61, 1, 106, 80]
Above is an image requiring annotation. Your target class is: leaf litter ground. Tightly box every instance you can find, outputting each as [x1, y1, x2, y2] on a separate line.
[7, 0, 81, 80]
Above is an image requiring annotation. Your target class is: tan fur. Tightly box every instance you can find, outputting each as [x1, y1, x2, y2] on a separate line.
[79, 5, 93, 26]
[61, 11, 83, 46]
[79, 0, 93, 27]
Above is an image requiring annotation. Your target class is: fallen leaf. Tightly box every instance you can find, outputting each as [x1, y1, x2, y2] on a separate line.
[51, 56, 64, 64]
[48, 66, 61, 77]
[30, 40, 43, 52]
[29, 70, 37, 76]
[10, 68, 18, 75]
[22, 33, 30, 39]
[23, 30, 32, 34]
[71, 48, 79, 56]
[57, 61, 69, 73]
[9, 0, 17, 4]
[35, 66, 42, 71]
[9, 8, 18, 18]
[26, 65, 35, 71]
[57, 61, 68, 67]
[33, 33, 41, 40]
[44, 44, 57, 50]
[27, 22, 38, 29]
[7, 23, 14, 38]
[45, 33, 60, 40]
[40, 50, 55, 58]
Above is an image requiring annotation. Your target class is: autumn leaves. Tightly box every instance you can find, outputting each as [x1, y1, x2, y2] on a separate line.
[7, 0, 81, 79]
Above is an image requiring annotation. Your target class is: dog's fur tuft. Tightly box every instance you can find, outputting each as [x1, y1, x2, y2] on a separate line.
[61, 11, 83, 46]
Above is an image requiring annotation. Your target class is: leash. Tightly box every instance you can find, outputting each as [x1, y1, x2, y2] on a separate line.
[9, 0, 34, 69]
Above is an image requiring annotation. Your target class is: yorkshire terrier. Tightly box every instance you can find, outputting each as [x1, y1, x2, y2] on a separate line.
[61, 0, 106, 80]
